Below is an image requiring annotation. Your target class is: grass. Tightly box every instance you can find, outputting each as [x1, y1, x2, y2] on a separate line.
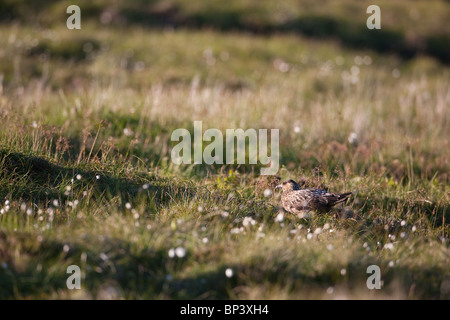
[0, 1, 449, 299]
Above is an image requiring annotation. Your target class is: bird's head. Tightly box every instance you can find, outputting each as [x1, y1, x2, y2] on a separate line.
[275, 179, 300, 192]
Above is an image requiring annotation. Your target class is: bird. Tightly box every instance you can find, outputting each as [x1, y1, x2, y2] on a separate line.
[275, 179, 352, 216]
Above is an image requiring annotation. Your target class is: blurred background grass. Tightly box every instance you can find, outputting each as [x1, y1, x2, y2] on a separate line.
[1, 0, 449, 63]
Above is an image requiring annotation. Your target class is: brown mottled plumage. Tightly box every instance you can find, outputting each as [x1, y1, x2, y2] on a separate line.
[276, 179, 351, 215]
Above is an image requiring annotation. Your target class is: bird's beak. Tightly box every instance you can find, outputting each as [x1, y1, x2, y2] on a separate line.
[275, 184, 282, 190]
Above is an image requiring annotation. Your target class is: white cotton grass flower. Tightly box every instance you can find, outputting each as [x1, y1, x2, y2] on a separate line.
[263, 189, 272, 197]
[275, 212, 284, 223]
[142, 183, 150, 190]
[175, 247, 186, 258]
[100, 253, 109, 261]
[293, 125, 301, 134]
[230, 227, 243, 234]
[125, 202, 132, 210]
[225, 268, 234, 278]
[76, 174, 82, 180]
[363, 55, 372, 65]
[354, 56, 363, 65]
[95, 175, 101, 180]
[351, 65, 360, 75]
[202, 237, 209, 244]
[168, 248, 175, 258]
[348, 132, 358, 145]
[242, 217, 256, 227]
[340, 268, 347, 276]
[123, 128, 134, 137]
[400, 220, 406, 226]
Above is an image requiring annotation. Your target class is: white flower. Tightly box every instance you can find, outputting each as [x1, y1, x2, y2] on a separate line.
[168, 248, 175, 258]
[242, 217, 256, 227]
[225, 268, 234, 278]
[348, 132, 358, 145]
[354, 56, 363, 65]
[263, 189, 272, 197]
[400, 220, 406, 226]
[340, 268, 347, 276]
[123, 128, 133, 137]
[275, 212, 284, 223]
[363, 56, 372, 65]
[125, 202, 132, 210]
[175, 247, 186, 258]
[100, 253, 109, 261]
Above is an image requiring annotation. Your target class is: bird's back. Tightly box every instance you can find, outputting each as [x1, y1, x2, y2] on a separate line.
[282, 188, 351, 214]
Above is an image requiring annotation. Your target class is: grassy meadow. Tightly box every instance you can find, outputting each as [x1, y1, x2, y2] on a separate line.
[0, 0, 449, 299]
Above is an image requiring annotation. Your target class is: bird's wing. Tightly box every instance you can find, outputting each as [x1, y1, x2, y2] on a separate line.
[283, 190, 314, 211]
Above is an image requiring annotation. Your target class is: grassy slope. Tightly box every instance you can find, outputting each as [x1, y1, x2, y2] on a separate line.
[0, 1, 449, 299]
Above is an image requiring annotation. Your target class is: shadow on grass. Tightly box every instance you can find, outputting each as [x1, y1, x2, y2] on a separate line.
[0, 228, 445, 299]
[0, 149, 195, 207]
